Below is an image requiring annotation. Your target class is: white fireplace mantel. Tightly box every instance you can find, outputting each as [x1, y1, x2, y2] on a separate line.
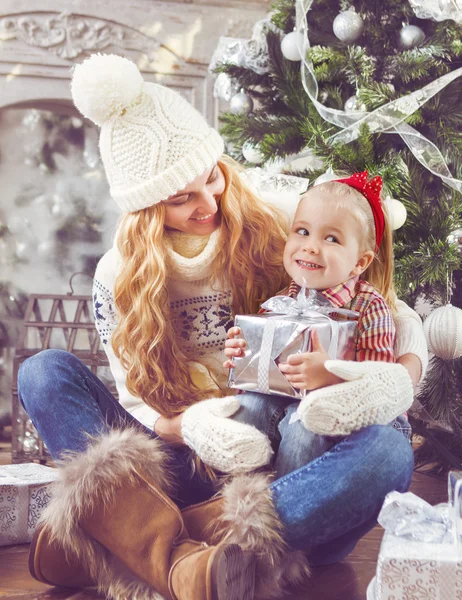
[0, 0, 270, 124]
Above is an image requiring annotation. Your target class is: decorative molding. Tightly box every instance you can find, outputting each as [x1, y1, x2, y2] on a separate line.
[0, 12, 160, 60]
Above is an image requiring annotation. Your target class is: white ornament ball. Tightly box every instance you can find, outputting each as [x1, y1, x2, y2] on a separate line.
[423, 304, 462, 360]
[242, 142, 264, 164]
[384, 198, 407, 230]
[399, 25, 425, 50]
[281, 31, 304, 61]
[230, 91, 254, 115]
[344, 95, 367, 112]
[314, 167, 339, 186]
[71, 54, 144, 126]
[333, 11, 364, 44]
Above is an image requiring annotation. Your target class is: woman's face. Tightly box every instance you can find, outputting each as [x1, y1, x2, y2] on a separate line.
[163, 164, 225, 235]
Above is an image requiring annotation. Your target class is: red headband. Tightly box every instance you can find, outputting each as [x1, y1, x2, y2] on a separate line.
[334, 171, 385, 250]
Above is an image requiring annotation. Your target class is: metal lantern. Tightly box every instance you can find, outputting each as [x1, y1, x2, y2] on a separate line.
[11, 293, 115, 463]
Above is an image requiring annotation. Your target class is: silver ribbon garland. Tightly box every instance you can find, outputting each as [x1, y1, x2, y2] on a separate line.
[409, 0, 462, 25]
[295, 0, 462, 192]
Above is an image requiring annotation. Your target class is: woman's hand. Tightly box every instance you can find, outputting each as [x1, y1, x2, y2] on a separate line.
[154, 414, 185, 446]
[278, 330, 342, 391]
[181, 396, 273, 474]
[223, 326, 246, 369]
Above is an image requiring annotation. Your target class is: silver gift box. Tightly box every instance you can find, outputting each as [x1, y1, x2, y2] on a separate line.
[228, 289, 358, 399]
[369, 473, 462, 600]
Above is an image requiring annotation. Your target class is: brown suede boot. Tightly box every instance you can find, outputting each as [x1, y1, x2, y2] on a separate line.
[29, 496, 225, 589]
[29, 495, 225, 590]
[33, 430, 255, 600]
[181, 496, 224, 544]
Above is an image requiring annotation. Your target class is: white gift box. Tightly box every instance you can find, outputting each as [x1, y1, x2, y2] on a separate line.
[0, 463, 57, 546]
[368, 472, 462, 600]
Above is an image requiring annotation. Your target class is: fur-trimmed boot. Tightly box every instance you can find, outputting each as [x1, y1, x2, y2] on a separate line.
[31, 429, 256, 600]
[210, 473, 312, 599]
[29, 496, 226, 590]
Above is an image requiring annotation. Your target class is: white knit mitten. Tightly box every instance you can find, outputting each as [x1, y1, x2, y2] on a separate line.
[297, 360, 414, 437]
[181, 396, 273, 474]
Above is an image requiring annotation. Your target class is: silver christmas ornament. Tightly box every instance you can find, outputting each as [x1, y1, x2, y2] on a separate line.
[423, 304, 462, 360]
[230, 91, 254, 115]
[344, 95, 367, 112]
[242, 142, 264, 164]
[281, 31, 304, 61]
[399, 24, 425, 49]
[333, 10, 364, 44]
[213, 72, 235, 102]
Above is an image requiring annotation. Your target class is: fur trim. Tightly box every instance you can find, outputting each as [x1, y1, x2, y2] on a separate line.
[212, 473, 311, 599]
[40, 428, 174, 600]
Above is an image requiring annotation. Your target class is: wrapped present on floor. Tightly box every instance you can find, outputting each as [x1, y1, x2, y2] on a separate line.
[0, 463, 57, 546]
[228, 285, 358, 399]
[367, 471, 462, 600]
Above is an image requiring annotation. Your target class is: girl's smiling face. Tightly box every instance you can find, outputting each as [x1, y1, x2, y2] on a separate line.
[163, 165, 225, 235]
[283, 190, 374, 290]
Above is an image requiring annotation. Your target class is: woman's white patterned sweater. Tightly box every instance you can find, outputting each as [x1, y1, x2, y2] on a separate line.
[92, 194, 428, 431]
[93, 228, 234, 429]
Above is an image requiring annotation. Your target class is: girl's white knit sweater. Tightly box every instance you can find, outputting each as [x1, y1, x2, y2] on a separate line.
[93, 201, 428, 430]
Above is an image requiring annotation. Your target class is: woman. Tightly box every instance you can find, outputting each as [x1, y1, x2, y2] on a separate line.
[19, 55, 427, 600]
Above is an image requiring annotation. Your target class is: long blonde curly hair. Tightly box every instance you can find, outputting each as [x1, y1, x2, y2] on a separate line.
[111, 157, 291, 417]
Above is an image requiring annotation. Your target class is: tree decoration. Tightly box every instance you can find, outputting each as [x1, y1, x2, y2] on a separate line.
[333, 10, 365, 44]
[230, 91, 254, 115]
[384, 197, 407, 230]
[344, 95, 367, 112]
[447, 228, 462, 255]
[399, 24, 426, 49]
[281, 31, 304, 61]
[242, 142, 264, 164]
[409, 0, 462, 25]
[423, 304, 462, 360]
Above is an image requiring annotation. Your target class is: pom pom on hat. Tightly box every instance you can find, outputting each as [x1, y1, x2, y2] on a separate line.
[71, 54, 144, 126]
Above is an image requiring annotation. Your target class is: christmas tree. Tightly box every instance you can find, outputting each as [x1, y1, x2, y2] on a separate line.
[211, 0, 462, 471]
[0, 110, 116, 426]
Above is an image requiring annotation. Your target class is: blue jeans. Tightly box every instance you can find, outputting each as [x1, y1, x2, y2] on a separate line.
[18, 349, 414, 565]
[232, 392, 411, 479]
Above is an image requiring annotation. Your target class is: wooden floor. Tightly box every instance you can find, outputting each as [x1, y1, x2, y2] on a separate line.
[0, 427, 447, 600]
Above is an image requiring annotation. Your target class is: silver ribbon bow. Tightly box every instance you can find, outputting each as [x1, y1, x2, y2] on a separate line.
[378, 491, 454, 544]
[259, 283, 358, 395]
[261, 284, 359, 320]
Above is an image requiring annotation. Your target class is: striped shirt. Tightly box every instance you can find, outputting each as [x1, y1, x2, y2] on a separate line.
[273, 276, 395, 363]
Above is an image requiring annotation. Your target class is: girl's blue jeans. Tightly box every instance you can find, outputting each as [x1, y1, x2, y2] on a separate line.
[18, 349, 414, 566]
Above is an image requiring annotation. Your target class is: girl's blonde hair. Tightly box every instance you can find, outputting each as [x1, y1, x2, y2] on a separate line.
[303, 180, 396, 312]
[111, 157, 290, 417]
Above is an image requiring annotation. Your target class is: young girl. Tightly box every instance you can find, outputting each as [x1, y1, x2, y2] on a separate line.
[19, 54, 426, 600]
[224, 172, 414, 477]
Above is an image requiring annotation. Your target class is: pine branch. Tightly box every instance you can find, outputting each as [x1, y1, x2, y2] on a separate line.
[388, 46, 451, 84]
[270, 0, 295, 33]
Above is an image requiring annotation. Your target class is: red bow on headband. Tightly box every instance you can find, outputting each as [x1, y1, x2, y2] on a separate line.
[334, 171, 385, 250]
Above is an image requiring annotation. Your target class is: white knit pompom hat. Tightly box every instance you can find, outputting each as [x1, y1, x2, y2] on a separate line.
[71, 54, 225, 212]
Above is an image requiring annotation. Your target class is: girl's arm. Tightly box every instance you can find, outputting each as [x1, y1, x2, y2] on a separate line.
[394, 298, 428, 387]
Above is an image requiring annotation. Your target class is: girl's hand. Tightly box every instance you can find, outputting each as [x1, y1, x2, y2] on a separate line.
[223, 326, 246, 369]
[278, 329, 343, 391]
